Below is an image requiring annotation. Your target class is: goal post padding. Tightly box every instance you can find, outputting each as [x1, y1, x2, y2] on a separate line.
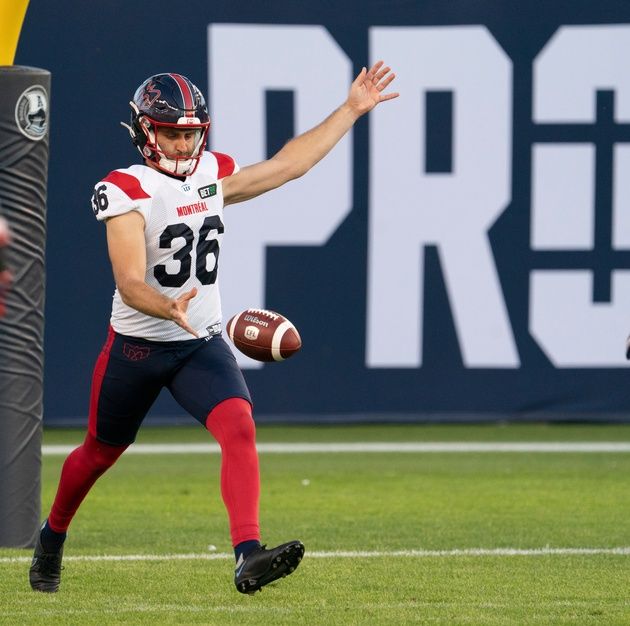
[0, 66, 50, 548]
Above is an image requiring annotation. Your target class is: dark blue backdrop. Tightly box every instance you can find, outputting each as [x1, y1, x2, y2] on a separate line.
[15, 0, 630, 423]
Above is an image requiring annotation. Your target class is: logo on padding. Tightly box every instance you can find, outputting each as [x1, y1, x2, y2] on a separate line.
[15, 85, 48, 141]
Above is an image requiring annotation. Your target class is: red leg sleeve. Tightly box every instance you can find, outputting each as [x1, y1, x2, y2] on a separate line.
[47, 432, 128, 533]
[205, 398, 260, 546]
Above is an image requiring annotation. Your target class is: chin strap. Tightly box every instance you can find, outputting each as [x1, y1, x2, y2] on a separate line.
[120, 120, 134, 139]
[158, 155, 194, 176]
[121, 101, 141, 146]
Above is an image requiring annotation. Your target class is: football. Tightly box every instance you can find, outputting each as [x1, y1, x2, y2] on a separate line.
[226, 308, 302, 362]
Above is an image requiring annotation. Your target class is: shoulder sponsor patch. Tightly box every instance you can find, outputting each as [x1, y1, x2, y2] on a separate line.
[198, 184, 217, 199]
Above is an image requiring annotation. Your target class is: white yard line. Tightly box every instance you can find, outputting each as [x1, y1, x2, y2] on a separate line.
[41, 442, 630, 455]
[3, 547, 630, 564]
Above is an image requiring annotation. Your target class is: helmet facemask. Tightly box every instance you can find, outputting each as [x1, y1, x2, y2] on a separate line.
[138, 116, 209, 176]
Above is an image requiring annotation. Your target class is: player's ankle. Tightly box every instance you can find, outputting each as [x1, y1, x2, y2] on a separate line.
[39, 519, 66, 553]
[234, 539, 261, 563]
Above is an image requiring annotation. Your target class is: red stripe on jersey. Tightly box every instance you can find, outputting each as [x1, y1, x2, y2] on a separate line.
[88, 326, 116, 439]
[102, 171, 151, 200]
[170, 73, 194, 118]
[212, 151, 236, 179]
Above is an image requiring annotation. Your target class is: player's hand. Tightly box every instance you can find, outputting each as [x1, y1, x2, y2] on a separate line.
[346, 61, 399, 116]
[170, 287, 199, 338]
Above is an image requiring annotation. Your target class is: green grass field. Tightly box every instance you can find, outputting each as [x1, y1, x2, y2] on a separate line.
[2, 423, 630, 624]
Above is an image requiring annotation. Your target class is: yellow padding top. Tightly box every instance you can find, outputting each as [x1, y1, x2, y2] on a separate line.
[0, 0, 31, 66]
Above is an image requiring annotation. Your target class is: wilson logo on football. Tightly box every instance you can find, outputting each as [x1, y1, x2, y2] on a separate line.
[244, 314, 269, 327]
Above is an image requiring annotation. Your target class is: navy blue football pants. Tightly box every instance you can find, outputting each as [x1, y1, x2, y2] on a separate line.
[89, 327, 252, 445]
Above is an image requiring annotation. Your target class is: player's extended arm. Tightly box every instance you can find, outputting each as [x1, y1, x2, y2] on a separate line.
[105, 211, 199, 337]
[222, 61, 398, 206]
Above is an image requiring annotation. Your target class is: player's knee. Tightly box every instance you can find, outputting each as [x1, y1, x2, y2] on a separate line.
[206, 397, 255, 446]
[230, 407, 256, 446]
[83, 432, 128, 472]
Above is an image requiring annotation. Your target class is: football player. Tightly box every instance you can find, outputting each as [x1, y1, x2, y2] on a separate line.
[30, 63, 398, 594]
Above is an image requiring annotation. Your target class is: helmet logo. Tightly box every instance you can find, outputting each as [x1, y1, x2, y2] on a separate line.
[142, 81, 161, 108]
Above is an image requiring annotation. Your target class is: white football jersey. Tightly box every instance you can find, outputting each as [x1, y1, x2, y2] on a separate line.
[92, 151, 239, 341]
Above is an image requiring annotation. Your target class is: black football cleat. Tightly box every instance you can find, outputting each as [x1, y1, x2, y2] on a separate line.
[29, 536, 64, 593]
[234, 540, 304, 594]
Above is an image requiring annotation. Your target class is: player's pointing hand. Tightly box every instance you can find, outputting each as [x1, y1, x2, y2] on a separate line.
[347, 61, 399, 116]
[170, 287, 199, 338]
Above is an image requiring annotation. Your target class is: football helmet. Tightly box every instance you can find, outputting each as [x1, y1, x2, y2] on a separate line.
[122, 73, 210, 176]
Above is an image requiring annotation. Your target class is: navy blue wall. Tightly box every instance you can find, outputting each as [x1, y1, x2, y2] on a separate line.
[15, 0, 630, 422]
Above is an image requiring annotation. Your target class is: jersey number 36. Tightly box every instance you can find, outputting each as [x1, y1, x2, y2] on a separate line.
[154, 215, 224, 287]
